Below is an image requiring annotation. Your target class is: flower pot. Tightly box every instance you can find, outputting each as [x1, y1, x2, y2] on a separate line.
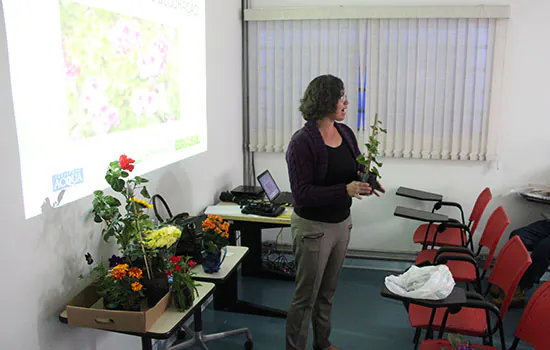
[143, 274, 170, 308]
[103, 295, 141, 311]
[173, 284, 195, 311]
[202, 248, 226, 273]
[360, 171, 379, 192]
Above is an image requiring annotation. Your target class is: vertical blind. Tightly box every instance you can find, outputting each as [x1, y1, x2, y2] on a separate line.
[247, 10, 507, 160]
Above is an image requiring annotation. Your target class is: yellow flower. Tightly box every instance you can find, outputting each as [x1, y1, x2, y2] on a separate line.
[131, 282, 143, 292]
[132, 197, 153, 209]
[144, 226, 182, 249]
[128, 267, 143, 279]
[111, 264, 129, 280]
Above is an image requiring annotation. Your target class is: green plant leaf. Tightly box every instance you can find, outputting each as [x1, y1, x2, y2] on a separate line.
[120, 171, 129, 178]
[140, 187, 150, 199]
[134, 176, 149, 184]
[112, 178, 125, 192]
[104, 195, 121, 207]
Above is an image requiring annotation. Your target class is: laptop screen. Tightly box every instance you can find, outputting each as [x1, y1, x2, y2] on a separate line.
[257, 170, 281, 201]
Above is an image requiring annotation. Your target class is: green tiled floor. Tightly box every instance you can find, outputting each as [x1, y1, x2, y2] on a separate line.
[177, 267, 535, 349]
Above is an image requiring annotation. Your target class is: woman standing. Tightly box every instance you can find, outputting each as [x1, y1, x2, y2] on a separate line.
[285, 75, 384, 350]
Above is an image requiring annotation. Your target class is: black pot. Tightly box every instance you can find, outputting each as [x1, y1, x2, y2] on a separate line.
[143, 274, 169, 308]
[174, 284, 195, 311]
[360, 171, 379, 192]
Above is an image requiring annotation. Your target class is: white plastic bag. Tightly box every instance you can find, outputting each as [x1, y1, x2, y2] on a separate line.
[384, 265, 455, 300]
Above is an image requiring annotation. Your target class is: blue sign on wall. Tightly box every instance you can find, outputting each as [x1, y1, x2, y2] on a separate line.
[52, 168, 84, 192]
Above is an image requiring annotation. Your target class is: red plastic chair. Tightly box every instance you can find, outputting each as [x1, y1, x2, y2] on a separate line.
[413, 188, 492, 250]
[408, 236, 531, 348]
[419, 280, 550, 350]
[415, 206, 510, 292]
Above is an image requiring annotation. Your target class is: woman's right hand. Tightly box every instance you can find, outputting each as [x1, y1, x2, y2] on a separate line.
[346, 181, 372, 199]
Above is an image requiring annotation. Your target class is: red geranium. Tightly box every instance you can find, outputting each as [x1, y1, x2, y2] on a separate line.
[170, 256, 182, 263]
[188, 260, 197, 267]
[174, 264, 182, 271]
[119, 154, 135, 172]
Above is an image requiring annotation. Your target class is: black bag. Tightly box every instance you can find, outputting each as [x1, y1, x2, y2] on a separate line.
[151, 194, 205, 263]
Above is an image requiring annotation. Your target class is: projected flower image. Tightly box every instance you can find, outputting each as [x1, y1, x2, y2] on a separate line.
[59, 0, 181, 138]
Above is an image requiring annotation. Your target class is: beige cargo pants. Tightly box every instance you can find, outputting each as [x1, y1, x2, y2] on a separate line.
[285, 212, 352, 350]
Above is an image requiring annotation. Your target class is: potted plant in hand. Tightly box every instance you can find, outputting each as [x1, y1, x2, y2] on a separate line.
[356, 113, 387, 191]
[166, 255, 200, 311]
[201, 215, 230, 273]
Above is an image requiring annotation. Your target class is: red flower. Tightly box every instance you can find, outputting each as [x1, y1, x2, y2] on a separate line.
[170, 256, 181, 263]
[188, 260, 197, 267]
[119, 154, 135, 172]
[165, 270, 172, 277]
[174, 264, 182, 271]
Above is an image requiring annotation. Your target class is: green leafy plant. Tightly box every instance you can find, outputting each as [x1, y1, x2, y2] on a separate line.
[166, 255, 200, 311]
[201, 214, 230, 254]
[82, 257, 145, 311]
[356, 113, 387, 179]
[90, 154, 153, 278]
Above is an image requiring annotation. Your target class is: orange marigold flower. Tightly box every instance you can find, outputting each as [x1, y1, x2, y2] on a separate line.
[111, 263, 129, 280]
[131, 282, 143, 292]
[128, 267, 143, 279]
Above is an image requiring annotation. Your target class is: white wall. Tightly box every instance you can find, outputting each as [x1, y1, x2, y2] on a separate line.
[251, 0, 550, 252]
[0, 0, 243, 349]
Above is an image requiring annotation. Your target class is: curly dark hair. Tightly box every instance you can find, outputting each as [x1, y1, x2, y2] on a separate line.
[299, 75, 344, 121]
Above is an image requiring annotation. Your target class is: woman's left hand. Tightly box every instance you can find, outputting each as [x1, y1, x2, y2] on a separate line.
[371, 181, 386, 197]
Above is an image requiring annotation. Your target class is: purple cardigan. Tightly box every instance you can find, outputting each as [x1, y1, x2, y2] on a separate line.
[286, 120, 364, 207]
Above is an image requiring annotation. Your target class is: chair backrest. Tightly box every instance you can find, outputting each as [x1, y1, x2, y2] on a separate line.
[514, 281, 550, 349]
[468, 187, 492, 234]
[488, 236, 531, 318]
[478, 206, 510, 271]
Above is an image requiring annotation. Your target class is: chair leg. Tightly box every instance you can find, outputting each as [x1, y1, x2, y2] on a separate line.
[412, 328, 421, 345]
[201, 327, 252, 344]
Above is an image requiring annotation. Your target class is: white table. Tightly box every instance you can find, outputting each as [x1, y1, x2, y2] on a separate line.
[59, 282, 216, 350]
[192, 245, 287, 319]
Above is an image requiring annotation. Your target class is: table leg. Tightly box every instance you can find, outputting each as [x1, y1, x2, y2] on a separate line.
[141, 336, 153, 350]
[212, 269, 287, 319]
[238, 226, 263, 277]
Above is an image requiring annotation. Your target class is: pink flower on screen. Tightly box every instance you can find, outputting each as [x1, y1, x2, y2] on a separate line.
[137, 41, 168, 79]
[91, 106, 120, 135]
[79, 77, 108, 112]
[130, 88, 159, 116]
[65, 62, 80, 78]
[109, 19, 141, 54]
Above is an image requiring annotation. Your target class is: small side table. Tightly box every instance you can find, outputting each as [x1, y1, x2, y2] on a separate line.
[59, 282, 216, 350]
[192, 246, 287, 319]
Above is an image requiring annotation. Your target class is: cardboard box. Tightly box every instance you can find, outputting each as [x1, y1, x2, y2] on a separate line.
[66, 285, 171, 333]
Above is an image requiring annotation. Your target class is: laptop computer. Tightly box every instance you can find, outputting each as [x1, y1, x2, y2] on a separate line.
[257, 170, 294, 206]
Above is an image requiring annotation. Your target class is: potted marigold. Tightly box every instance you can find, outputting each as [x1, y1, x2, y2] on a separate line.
[82, 254, 145, 311]
[201, 215, 230, 273]
[166, 255, 200, 311]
